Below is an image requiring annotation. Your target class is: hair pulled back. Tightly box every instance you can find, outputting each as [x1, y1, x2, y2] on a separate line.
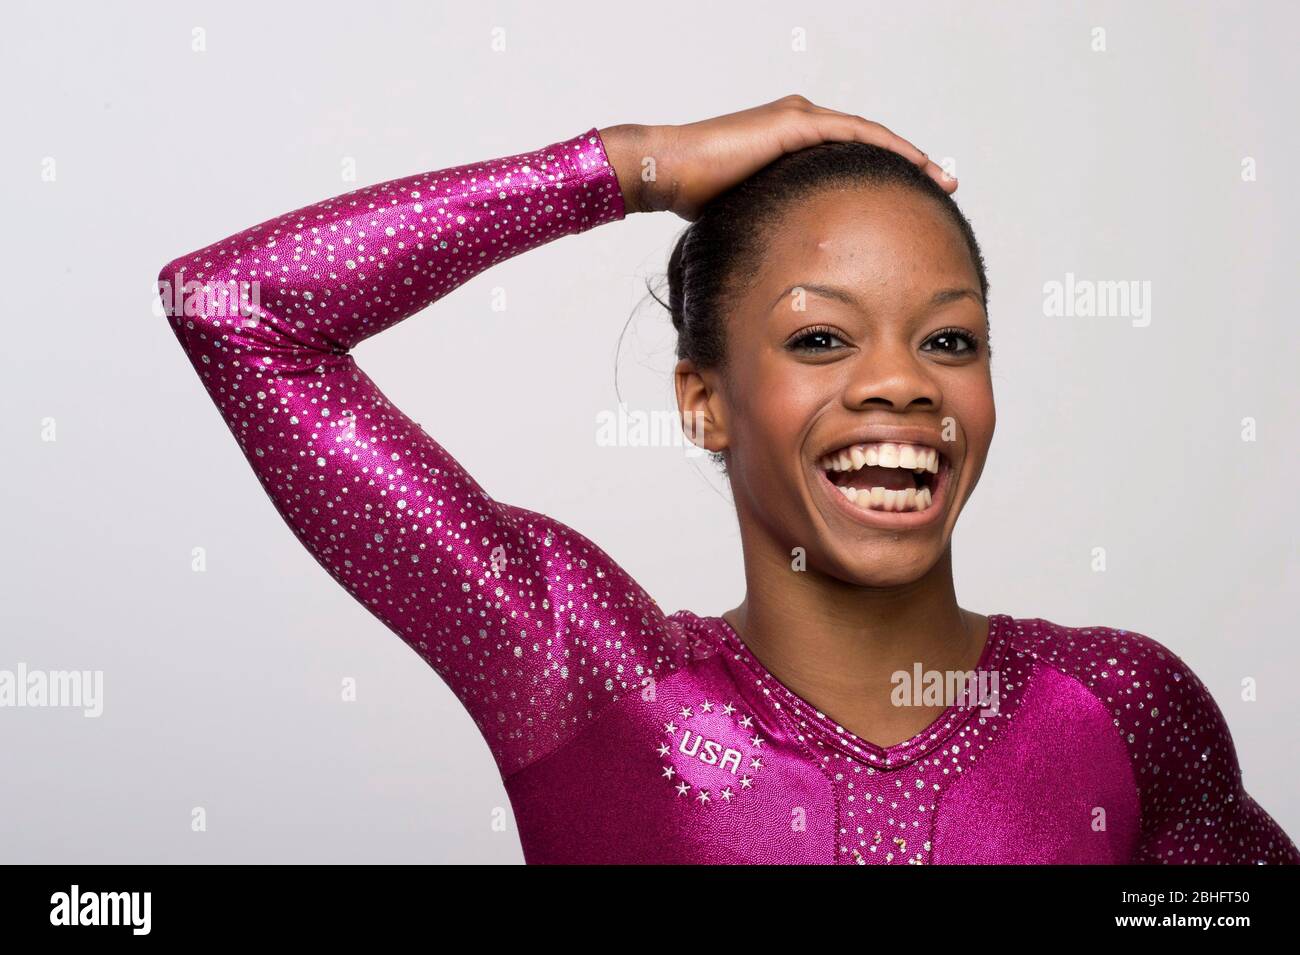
[658, 141, 989, 369]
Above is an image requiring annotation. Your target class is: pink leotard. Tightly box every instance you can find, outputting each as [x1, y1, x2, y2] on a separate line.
[159, 127, 1299, 864]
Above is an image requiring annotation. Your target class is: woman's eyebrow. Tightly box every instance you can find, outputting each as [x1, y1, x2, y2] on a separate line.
[768, 283, 982, 313]
[930, 287, 984, 308]
[768, 282, 863, 312]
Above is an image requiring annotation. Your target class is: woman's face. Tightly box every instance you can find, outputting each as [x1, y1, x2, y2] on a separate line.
[679, 183, 995, 586]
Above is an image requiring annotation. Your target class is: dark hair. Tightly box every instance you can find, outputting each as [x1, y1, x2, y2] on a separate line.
[654, 141, 989, 370]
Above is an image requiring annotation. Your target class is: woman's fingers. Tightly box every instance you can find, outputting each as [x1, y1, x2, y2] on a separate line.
[805, 104, 958, 193]
[623, 96, 959, 220]
[841, 116, 957, 192]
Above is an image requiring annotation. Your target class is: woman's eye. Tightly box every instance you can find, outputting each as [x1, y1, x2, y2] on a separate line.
[788, 329, 848, 352]
[922, 328, 979, 355]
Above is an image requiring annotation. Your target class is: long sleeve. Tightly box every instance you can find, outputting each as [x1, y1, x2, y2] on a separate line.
[158, 127, 688, 778]
[1123, 637, 1300, 864]
[1009, 619, 1299, 865]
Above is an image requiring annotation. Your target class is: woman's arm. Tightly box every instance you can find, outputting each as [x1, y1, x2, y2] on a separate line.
[1125, 639, 1300, 864]
[158, 128, 675, 778]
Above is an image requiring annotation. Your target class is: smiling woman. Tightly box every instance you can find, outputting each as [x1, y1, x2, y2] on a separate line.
[159, 96, 1299, 864]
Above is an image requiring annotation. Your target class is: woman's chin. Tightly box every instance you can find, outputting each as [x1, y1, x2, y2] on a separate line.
[816, 536, 949, 589]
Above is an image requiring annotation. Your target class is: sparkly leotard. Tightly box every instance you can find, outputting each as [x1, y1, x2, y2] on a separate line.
[159, 127, 1298, 865]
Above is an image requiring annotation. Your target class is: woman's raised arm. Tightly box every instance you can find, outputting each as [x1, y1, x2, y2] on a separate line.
[156, 127, 691, 779]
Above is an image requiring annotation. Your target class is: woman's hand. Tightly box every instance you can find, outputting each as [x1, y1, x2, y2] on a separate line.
[600, 95, 956, 221]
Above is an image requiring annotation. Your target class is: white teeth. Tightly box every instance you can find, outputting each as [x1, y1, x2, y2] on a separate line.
[834, 480, 934, 513]
[819, 441, 943, 473]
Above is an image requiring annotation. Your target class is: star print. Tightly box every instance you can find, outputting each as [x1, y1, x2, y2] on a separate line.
[696, 790, 710, 805]
[675, 781, 690, 797]
[700, 700, 713, 713]
[750, 757, 763, 771]
[722, 702, 736, 716]
[720, 787, 734, 802]
[750, 735, 765, 749]
[664, 721, 677, 735]
[661, 765, 676, 780]
[740, 775, 753, 789]
[679, 706, 693, 719]
[656, 743, 669, 757]
[739, 715, 754, 729]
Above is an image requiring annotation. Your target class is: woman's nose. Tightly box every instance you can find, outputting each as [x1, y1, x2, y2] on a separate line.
[842, 345, 941, 412]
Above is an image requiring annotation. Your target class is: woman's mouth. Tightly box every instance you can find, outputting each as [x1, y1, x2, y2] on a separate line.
[814, 441, 951, 527]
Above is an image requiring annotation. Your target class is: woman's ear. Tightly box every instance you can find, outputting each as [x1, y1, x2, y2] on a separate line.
[674, 358, 730, 453]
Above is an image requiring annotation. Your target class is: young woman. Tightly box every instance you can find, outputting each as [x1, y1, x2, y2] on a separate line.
[159, 96, 1298, 865]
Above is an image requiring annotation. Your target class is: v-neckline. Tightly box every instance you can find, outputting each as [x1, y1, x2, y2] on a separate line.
[706, 612, 1009, 769]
